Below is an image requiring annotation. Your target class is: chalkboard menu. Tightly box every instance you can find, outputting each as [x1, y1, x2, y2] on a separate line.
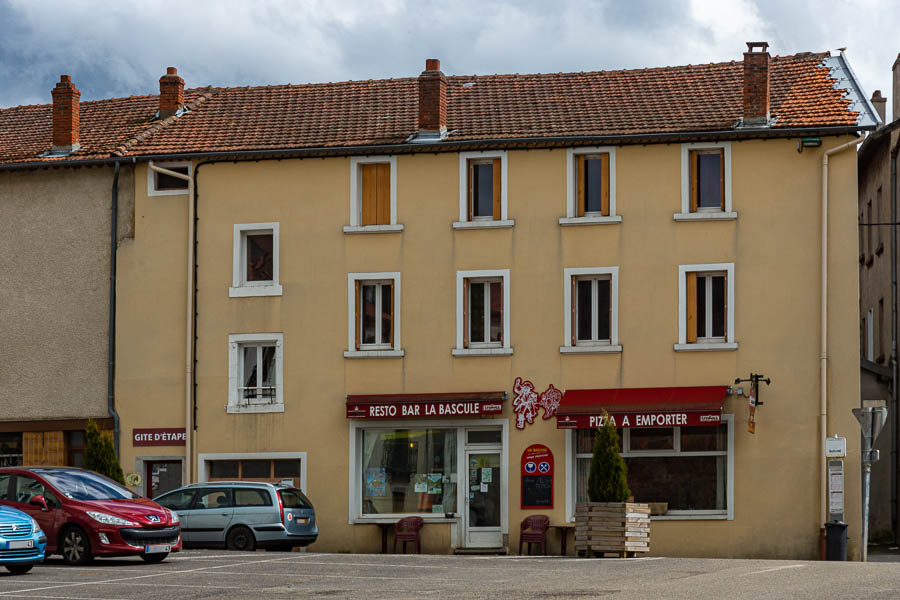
[521, 444, 554, 509]
[522, 475, 552, 508]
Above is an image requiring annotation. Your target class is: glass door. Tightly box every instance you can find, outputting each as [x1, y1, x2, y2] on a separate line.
[464, 450, 502, 548]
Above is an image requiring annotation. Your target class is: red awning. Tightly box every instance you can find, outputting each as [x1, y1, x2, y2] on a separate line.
[556, 386, 727, 429]
[346, 392, 506, 420]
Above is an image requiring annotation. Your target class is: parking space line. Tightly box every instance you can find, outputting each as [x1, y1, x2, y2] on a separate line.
[745, 564, 806, 575]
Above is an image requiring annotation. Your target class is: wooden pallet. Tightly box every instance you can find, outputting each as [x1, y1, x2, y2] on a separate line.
[574, 502, 651, 558]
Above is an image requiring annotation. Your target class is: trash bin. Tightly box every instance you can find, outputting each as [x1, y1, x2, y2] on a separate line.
[824, 521, 848, 561]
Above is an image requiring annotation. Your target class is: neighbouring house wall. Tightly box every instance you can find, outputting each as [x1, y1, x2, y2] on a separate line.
[0, 165, 134, 422]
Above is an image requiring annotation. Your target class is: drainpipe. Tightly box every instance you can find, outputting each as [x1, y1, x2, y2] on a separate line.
[820, 135, 866, 533]
[108, 161, 122, 455]
[892, 143, 899, 545]
[148, 161, 195, 483]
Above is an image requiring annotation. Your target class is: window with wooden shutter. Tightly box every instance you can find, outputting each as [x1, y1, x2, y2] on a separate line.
[691, 149, 724, 212]
[463, 279, 470, 348]
[360, 163, 391, 226]
[492, 158, 501, 220]
[577, 153, 610, 217]
[354, 280, 361, 350]
[686, 272, 698, 343]
[468, 159, 498, 219]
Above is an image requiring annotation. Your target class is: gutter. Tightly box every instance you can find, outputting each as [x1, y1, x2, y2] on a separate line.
[0, 126, 872, 172]
[892, 142, 899, 545]
[147, 161, 195, 484]
[108, 161, 121, 455]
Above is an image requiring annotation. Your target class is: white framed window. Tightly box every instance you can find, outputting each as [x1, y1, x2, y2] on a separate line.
[229, 223, 282, 298]
[676, 263, 737, 351]
[227, 333, 284, 414]
[453, 269, 512, 356]
[345, 272, 403, 358]
[561, 267, 621, 353]
[147, 161, 191, 196]
[344, 156, 402, 234]
[453, 151, 513, 229]
[560, 147, 621, 226]
[566, 415, 734, 521]
[675, 142, 736, 221]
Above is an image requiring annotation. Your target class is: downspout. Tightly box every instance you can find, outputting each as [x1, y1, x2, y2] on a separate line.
[891, 143, 899, 545]
[108, 161, 121, 455]
[821, 135, 866, 530]
[148, 161, 195, 483]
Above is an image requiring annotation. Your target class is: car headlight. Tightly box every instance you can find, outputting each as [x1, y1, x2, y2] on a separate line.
[87, 511, 137, 526]
[31, 518, 42, 533]
[168, 509, 180, 524]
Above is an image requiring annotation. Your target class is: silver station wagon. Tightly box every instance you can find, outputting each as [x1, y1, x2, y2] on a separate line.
[154, 482, 317, 551]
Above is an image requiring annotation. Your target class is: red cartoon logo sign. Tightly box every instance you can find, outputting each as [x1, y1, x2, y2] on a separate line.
[513, 378, 563, 429]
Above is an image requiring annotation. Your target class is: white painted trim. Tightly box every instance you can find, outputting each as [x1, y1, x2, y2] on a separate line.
[565, 414, 734, 521]
[347, 418, 509, 548]
[343, 224, 404, 234]
[674, 342, 739, 352]
[680, 141, 732, 214]
[565, 146, 617, 218]
[348, 155, 398, 227]
[458, 151, 508, 222]
[452, 347, 514, 357]
[563, 267, 619, 348]
[197, 451, 308, 493]
[147, 161, 192, 196]
[346, 272, 402, 354]
[677, 263, 735, 345]
[673, 212, 738, 221]
[452, 219, 515, 230]
[455, 269, 511, 352]
[230, 222, 282, 298]
[559, 345, 623, 354]
[559, 215, 622, 226]
[227, 333, 284, 413]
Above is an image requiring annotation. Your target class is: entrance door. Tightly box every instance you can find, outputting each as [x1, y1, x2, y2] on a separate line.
[146, 461, 182, 499]
[464, 450, 503, 548]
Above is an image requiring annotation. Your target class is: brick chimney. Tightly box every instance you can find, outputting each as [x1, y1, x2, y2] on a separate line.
[159, 66, 185, 119]
[51, 75, 80, 153]
[418, 58, 447, 135]
[742, 42, 770, 127]
[892, 53, 900, 124]
[871, 90, 886, 126]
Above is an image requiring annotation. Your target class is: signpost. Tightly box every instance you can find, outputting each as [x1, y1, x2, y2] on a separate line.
[853, 403, 888, 562]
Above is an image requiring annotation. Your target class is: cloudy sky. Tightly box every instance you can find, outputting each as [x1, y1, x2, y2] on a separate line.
[1, 0, 898, 120]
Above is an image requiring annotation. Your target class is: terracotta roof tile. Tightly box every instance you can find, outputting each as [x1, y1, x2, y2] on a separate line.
[0, 52, 861, 164]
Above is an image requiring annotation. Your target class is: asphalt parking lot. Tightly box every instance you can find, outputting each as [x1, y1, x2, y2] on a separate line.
[2, 549, 900, 599]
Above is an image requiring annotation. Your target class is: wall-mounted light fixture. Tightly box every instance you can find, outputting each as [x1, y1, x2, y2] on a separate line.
[797, 137, 822, 153]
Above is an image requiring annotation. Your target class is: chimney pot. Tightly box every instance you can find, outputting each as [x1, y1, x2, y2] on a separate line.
[871, 90, 886, 126]
[51, 74, 80, 153]
[418, 58, 447, 135]
[742, 41, 770, 126]
[159, 66, 185, 119]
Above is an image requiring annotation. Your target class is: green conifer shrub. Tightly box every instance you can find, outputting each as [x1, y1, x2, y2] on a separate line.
[587, 413, 631, 502]
[84, 420, 125, 484]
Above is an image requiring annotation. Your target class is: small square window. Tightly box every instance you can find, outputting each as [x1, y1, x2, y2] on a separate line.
[346, 273, 402, 357]
[228, 333, 284, 413]
[148, 162, 191, 196]
[230, 223, 282, 298]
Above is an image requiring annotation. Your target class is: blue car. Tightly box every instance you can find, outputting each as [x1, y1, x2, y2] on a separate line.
[0, 505, 46, 574]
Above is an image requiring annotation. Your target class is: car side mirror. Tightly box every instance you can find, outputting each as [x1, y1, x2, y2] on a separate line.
[29, 495, 49, 512]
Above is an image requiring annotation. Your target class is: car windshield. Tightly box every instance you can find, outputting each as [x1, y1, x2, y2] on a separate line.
[279, 489, 312, 509]
[36, 470, 137, 501]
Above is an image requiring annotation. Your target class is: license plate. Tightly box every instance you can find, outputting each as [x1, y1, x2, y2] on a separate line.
[295, 518, 309, 525]
[144, 544, 171, 554]
[8, 540, 33, 550]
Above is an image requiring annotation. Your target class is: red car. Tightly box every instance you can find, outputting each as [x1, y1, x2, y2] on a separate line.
[0, 467, 181, 565]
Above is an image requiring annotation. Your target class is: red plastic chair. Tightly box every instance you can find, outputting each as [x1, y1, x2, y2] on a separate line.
[393, 516, 425, 554]
[519, 515, 550, 555]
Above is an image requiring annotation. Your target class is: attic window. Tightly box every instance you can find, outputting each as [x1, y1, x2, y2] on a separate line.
[156, 167, 189, 190]
[148, 162, 192, 196]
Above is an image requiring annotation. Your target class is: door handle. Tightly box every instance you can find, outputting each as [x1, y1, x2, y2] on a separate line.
[221, 513, 229, 516]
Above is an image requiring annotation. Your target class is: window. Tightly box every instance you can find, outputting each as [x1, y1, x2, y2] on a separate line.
[561, 147, 620, 225]
[66, 430, 86, 467]
[878, 298, 885, 363]
[200, 452, 307, 490]
[877, 187, 884, 253]
[454, 269, 511, 356]
[360, 428, 458, 516]
[0, 433, 22, 467]
[234, 488, 272, 507]
[867, 309, 874, 361]
[676, 143, 734, 220]
[230, 223, 282, 297]
[195, 488, 233, 509]
[346, 156, 401, 233]
[346, 273, 402, 358]
[147, 161, 191, 196]
[676, 263, 736, 351]
[156, 489, 196, 511]
[571, 420, 733, 519]
[455, 151, 511, 228]
[227, 333, 284, 413]
[562, 267, 620, 353]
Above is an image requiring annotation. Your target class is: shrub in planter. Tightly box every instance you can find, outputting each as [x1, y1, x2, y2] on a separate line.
[575, 413, 650, 557]
[84, 419, 126, 484]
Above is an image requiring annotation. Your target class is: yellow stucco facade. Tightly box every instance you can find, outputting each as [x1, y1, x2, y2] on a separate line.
[115, 136, 862, 559]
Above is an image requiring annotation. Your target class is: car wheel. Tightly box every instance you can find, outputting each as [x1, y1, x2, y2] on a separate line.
[226, 526, 256, 552]
[140, 552, 169, 563]
[61, 526, 93, 565]
[5, 563, 33, 574]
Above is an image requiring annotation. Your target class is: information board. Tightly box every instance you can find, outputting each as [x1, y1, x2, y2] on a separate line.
[521, 444, 553, 509]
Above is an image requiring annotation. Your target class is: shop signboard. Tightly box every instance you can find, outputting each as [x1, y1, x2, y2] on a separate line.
[521, 444, 553, 509]
[346, 399, 503, 419]
[132, 428, 186, 446]
[556, 411, 721, 429]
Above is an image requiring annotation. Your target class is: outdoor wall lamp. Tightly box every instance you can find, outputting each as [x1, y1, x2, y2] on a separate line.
[797, 137, 822, 153]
